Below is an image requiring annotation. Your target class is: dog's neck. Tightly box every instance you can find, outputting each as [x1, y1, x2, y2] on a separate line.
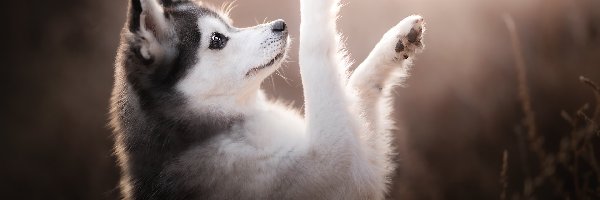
[186, 86, 266, 115]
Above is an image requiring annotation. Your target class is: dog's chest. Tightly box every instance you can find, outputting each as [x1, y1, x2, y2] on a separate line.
[221, 106, 308, 158]
[171, 105, 308, 190]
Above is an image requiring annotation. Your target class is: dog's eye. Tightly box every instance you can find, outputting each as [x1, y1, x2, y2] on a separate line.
[209, 32, 229, 50]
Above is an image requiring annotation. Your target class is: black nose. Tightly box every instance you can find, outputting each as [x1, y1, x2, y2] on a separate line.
[272, 20, 287, 33]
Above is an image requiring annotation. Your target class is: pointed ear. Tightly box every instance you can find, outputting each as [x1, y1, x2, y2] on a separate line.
[129, 0, 172, 37]
[160, 0, 175, 6]
[128, 0, 175, 62]
[160, 0, 193, 6]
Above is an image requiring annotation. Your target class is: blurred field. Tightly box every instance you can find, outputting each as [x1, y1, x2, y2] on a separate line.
[1, 0, 599, 199]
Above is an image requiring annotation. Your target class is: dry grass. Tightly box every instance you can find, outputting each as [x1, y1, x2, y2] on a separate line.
[503, 15, 600, 200]
[501, 150, 509, 200]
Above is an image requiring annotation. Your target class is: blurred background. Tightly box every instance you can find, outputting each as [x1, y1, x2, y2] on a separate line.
[2, 0, 599, 199]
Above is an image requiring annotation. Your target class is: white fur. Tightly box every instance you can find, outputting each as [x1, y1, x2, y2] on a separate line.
[171, 0, 425, 199]
[178, 17, 289, 113]
[138, 0, 175, 61]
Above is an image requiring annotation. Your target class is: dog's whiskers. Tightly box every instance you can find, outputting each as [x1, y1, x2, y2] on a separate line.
[275, 71, 292, 86]
[270, 74, 276, 91]
[219, 0, 238, 17]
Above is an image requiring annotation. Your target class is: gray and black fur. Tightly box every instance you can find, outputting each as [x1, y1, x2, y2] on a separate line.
[110, 0, 241, 199]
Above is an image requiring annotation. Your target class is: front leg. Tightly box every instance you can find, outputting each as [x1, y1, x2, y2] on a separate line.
[299, 0, 361, 148]
[298, 0, 387, 197]
[296, 0, 419, 199]
[348, 15, 425, 135]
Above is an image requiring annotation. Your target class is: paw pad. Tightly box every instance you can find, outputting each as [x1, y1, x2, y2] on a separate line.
[394, 16, 425, 59]
[395, 42, 404, 53]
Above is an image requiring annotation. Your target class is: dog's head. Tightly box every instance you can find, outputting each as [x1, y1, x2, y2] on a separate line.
[122, 0, 289, 109]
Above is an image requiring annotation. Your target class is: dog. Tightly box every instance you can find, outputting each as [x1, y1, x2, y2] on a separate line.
[110, 0, 425, 199]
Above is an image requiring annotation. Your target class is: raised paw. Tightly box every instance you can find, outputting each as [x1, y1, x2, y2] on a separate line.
[394, 15, 425, 60]
[381, 15, 425, 61]
[349, 15, 425, 94]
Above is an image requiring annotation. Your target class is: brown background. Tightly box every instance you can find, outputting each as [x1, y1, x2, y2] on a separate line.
[1, 0, 599, 199]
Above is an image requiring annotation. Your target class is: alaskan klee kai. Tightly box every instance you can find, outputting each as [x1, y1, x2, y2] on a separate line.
[110, 0, 425, 199]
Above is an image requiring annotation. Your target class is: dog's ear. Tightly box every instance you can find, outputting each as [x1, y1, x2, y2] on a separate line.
[160, 0, 184, 6]
[159, 0, 196, 7]
[128, 0, 173, 35]
[128, 0, 175, 63]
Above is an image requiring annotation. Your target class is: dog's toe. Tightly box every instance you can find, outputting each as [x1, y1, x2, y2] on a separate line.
[395, 41, 405, 53]
[407, 27, 420, 43]
[393, 15, 425, 59]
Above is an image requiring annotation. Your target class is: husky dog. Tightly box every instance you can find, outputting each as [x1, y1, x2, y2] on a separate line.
[110, 0, 425, 199]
